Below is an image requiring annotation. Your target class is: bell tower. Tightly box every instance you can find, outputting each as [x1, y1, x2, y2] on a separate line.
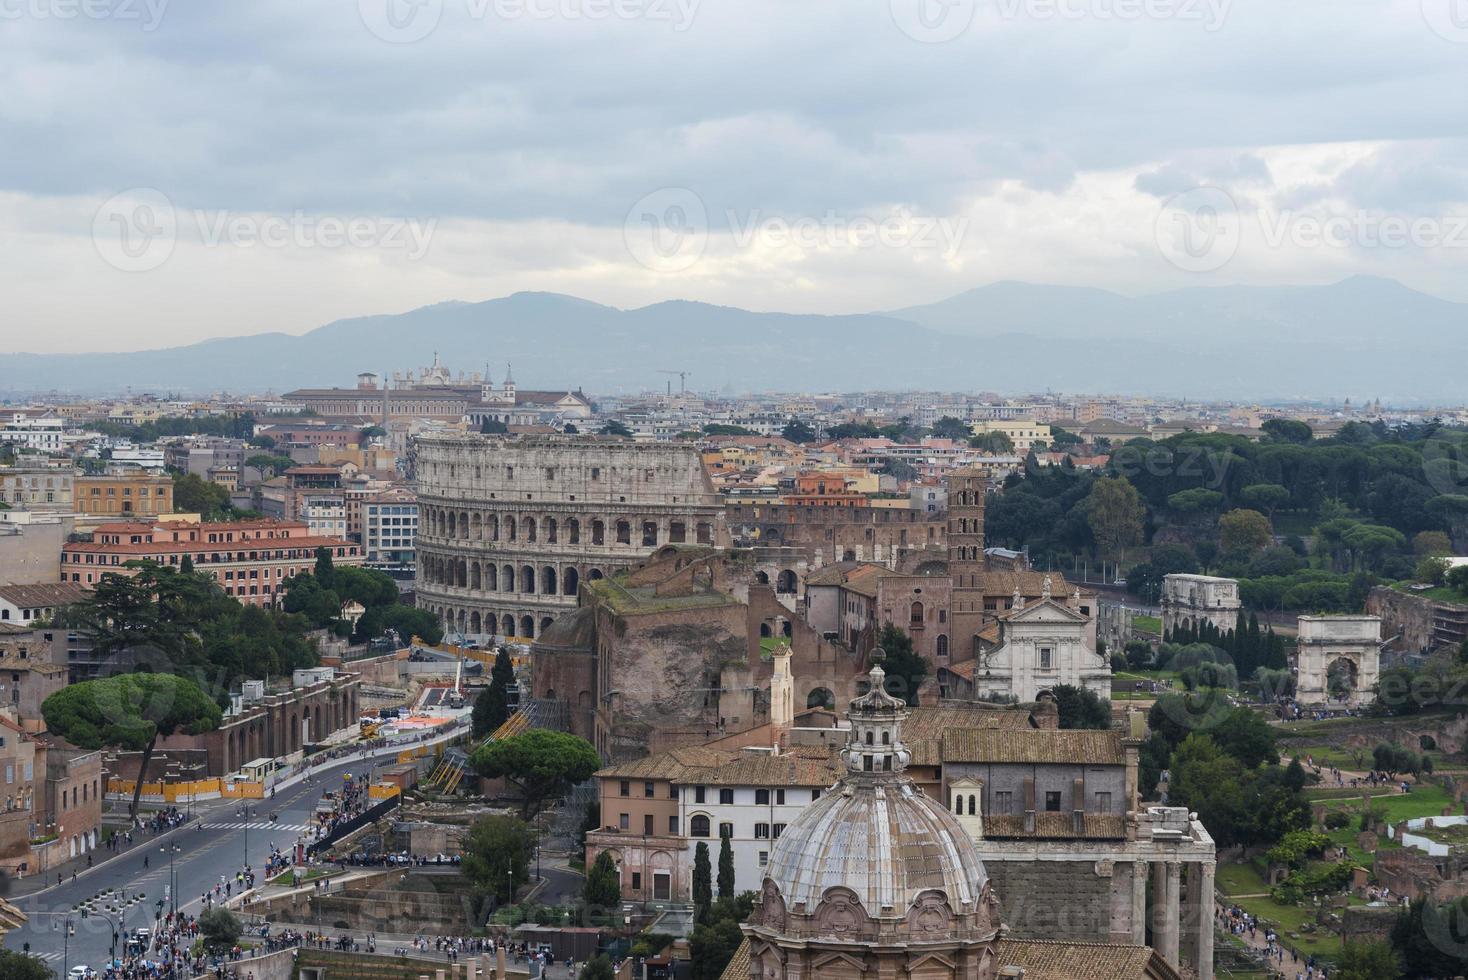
[947, 466, 988, 663]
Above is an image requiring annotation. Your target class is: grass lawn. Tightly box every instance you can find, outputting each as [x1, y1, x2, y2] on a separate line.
[1216, 860, 1268, 897]
[1228, 892, 1343, 961]
[1132, 614, 1162, 634]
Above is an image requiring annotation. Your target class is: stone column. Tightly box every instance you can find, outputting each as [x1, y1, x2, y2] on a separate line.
[1130, 860, 1147, 945]
[1152, 860, 1180, 967]
[1194, 860, 1216, 980]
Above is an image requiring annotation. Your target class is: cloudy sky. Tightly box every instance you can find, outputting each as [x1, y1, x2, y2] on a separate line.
[2, 0, 1467, 352]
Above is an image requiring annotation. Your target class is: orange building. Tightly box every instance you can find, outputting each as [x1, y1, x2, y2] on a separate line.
[60, 517, 362, 605]
[74, 472, 173, 518]
[781, 472, 869, 508]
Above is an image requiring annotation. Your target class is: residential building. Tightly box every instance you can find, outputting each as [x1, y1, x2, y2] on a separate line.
[362, 487, 418, 568]
[74, 471, 175, 520]
[60, 517, 362, 605]
[0, 711, 37, 878]
[0, 511, 72, 585]
[0, 411, 64, 452]
[0, 583, 88, 627]
[0, 464, 74, 510]
[0, 623, 69, 720]
[969, 419, 1052, 452]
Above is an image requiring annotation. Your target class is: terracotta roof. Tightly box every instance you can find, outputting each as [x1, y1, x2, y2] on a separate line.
[64, 535, 355, 555]
[939, 729, 1124, 766]
[702, 753, 839, 788]
[986, 812, 1128, 840]
[595, 746, 839, 789]
[0, 582, 89, 609]
[996, 939, 1177, 979]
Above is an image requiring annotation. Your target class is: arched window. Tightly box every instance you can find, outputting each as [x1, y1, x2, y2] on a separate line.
[690, 815, 710, 838]
[968, 795, 976, 816]
[937, 634, 949, 659]
[910, 601, 924, 624]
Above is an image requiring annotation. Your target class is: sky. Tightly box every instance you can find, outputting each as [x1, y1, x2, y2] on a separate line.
[1, 0, 1466, 353]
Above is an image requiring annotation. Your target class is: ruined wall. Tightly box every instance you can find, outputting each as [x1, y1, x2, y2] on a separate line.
[1366, 586, 1442, 656]
[982, 859, 1116, 942]
[725, 501, 945, 569]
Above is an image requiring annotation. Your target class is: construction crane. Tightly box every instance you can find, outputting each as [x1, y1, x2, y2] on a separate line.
[657, 369, 691, 395]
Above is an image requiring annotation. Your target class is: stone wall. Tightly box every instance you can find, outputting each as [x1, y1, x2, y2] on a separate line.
[982, 858, 1115, 941]
[1366, 586, 1445, 656]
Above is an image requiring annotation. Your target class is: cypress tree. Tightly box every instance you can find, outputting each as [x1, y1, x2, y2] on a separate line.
[717, 834, 735, 899]
[693, 842, 712, 922]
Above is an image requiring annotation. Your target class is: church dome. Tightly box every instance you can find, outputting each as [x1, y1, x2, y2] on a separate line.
[752, 666, 999, 949]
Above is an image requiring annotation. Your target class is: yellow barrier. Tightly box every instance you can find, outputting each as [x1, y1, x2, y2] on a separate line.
[368, 784, 401, 800]
[221, 781, 265, 799]
[162, 779, 220, 802]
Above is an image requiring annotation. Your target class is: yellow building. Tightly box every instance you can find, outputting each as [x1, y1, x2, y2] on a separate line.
[75, 472, 174, 518]
[970, 418, 1052, 452]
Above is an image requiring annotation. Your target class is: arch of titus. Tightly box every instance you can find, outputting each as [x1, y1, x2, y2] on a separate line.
[1293, 614, 1381, 706]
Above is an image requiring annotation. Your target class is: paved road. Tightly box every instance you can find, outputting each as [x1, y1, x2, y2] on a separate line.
[1, 751, 404, 975]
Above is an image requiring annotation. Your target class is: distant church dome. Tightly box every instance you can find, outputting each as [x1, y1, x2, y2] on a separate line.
[746, 667, 1002, 976]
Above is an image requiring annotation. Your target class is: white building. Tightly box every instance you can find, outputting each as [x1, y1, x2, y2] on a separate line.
[973, 579, 1112, 703]
[0, 412, 64, 452]
[363, 488, 418, 568]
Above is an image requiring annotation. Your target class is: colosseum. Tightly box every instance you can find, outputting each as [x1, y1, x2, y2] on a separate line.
[414, 433, 726, 639]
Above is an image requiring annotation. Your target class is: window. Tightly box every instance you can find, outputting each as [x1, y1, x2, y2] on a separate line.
[668, 815, 678, 834]
[644, 781, 655, 798]
[812, 789, 821, 801]
[775, 789, 785, 805]
[619, 780, 630, 797]
[644, 814, 654, 835]
[754, 789, 770, 805]
[631, 872, 642, 890]
[772, 823, 786, 838]
[754, 823, 770, 839]
[719, 788, 734, 805]
[619, 813, 630, 829]
[1039, 646, 1053, 670]
[995, 791, 1013, 813]
[1044, 791, 1062, 812]
[759, 850, 768, 867]
[1094, 791, 1112, 812]
[694, 786, 706, 804]
[718, 822, 734, 839]
[690, 815, 710, 837]
[669, 784, 679, 799]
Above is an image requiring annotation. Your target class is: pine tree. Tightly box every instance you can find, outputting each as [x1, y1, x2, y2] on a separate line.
[583, 851, 621, 910]
[180, 553, 194, 575]
[693, 842, 712, 922]
[717, 834, 735, 899]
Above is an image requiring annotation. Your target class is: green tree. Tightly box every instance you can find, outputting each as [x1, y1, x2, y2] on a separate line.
[1261, 418, 1313, 444]
[199, 907, 242, 952]
[1334, 941, 1401, 980]
[1050, 684, 1112, 730]
[1166, 488, 1225, 519]
[1239, 483, 1290, 519]
[781, 419, 816, 444]
[43, 673, 223, 819]
[692, 841, 713, 922]
[245, 453, 296, 475]
[874, 623, 927, 706]
[470, 729, 601, 818]
[579, 956, 616, 980]
[1218, 508, 1272, 556]
[717, 834, 735, 900]
[461, 815, 533, 904]
[584, 850, 621, 909]
[171, 471, 231, 518]
[929, 417, 971, 440]
[0, 950, 54, 980]
[689, 917, 743, 980]
[481, 418, 509, 434]
[1209, 707, 1278, 769]
[970, 430, 1015, 454]
[473, 649, 515, 738]
[1085, 476, 1144, 567]
[1413, 530, 1453, 556]
[1390, 896, 1468, 978]
[600, 420, 633, 437]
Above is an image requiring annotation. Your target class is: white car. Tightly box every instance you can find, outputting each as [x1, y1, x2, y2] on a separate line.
[69, 966, 93, 979]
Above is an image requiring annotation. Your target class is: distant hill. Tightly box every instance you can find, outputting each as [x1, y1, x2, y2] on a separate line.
[3, 277, 1463, 401]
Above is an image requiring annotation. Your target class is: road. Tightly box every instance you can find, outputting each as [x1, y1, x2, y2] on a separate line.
[2, 749, 408, 976]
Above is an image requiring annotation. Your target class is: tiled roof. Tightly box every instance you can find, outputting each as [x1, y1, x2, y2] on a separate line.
[0, 582, 89, 608]
[702, 753, 839, 788]
[986, 812, 1128, 840]
[939, 729, 1124, 766]
[718, 938, 750, 980]
[995, 938, 1176, 979]
[595, 746, 839, 789]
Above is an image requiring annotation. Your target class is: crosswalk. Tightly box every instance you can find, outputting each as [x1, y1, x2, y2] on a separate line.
[203, 820, 312, 833]
[31, 951, 62, 962]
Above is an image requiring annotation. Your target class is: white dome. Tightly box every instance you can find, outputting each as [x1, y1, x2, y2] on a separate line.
[763, 775, 988, 917]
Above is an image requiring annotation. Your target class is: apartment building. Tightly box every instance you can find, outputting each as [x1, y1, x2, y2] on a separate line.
[362, 487, 418, 567]
[74, 471, 174, 519]
[60, 517, 362, 605]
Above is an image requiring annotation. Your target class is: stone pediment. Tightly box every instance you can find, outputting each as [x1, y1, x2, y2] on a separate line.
[1004, 598, 1086, 623]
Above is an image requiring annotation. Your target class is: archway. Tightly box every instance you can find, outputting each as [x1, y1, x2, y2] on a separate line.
[807, 688, 835, 709]
[520, 565, 536, 593]
[1327, 657, 1359, 702]
[502, 564, 515, 592]
[520, 615, 535, 638]
[470, 611, 481, 634]
[502, 614, 516, 637]
[486, 564, 498, 591]
[754, 570, 770, 585]
[568, 519, 581, 544]
[589, 568, 604, 581]
[776, 569, 797, 594]
[563, 567, 580, 595]
[540, 616, 554, 633]
[542, 566, 557, 595]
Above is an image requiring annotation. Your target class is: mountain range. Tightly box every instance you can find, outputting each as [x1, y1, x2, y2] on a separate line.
[3, 276, 1461, 402]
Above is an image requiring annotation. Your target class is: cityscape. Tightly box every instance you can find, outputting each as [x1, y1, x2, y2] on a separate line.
[3, 4, 1468, 980]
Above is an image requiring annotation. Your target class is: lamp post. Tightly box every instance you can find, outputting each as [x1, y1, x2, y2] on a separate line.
[54, 916, 75, 978]
[161, 842, 182, 917]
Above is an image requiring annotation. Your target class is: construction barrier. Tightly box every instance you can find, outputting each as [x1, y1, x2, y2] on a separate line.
[367, 783, 401, 800]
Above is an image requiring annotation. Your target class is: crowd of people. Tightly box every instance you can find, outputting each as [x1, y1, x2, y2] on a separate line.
[98, 909, 206, 980]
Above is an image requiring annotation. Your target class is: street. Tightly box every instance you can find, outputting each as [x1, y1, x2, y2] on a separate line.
[2, 747, 413, 976]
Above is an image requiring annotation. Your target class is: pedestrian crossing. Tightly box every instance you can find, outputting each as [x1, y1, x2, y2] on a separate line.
[33, 951, 62, 962]
[203, 820, 312, 833]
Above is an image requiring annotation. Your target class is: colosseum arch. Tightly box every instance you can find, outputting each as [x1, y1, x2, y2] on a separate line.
[486, 564, 499, 591]
[507, 519, 517, 541]
[544, 517, 558, 542]
[470, 562, 481, 589]
[522, 516, 536, 542]
[472, 513, 482, 540]
[563, 567, 579, 595]
[501, 614, 515, 636]
[501, 564, 515, 592]
[615, 519, 631, 544]
[520, 565, 536, 593]
[470, 611, 482, 634]
[542, 566, 558, 595]
[776, 569, 798, 594]
[519, 614, 535, 637]
[540, 616, 554, 633]
[642, 521, 658, 546]
[568, 518, 581, 544]
[459, 511, 470, 539]
[487, 515, 499, 541]
[592, 520, 605, 545]
[589, 568, 604, 580]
